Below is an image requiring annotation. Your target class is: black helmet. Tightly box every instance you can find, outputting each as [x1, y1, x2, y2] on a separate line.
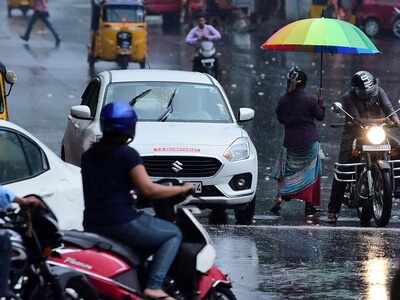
[287, 66, 307, 92]
[100, 101, 138, 139]
[351, 70, 378, 99]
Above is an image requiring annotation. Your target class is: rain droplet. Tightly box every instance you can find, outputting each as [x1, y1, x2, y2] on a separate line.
[311, 62, 316, 67]
[260, 73, 266, 79]
[258, 92, 265, 96]
[322, 123, 326, 127]
[265, 61, 270, 65]
[68, 94, 75, 99]
[248, 64, 254, 68]
[252, 70, 257, 74]
[264, 176, 270, 181]
[47, 93, 53, 98]
[257, 82, 262, 85]
[231, 84, 237, 89]
[271, 57, 276, 62]
[222, 70, 227, 74]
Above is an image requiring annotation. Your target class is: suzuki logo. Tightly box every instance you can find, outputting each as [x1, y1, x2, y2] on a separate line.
[172, 161, 184, 173]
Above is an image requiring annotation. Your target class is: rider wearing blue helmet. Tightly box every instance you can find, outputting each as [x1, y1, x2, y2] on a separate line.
[81, 101, 192, 300]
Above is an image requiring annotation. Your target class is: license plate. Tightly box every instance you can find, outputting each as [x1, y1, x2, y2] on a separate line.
[186, 182, 202, 194]
[362, 144, 391, 152]
[118, 49, 131, 55]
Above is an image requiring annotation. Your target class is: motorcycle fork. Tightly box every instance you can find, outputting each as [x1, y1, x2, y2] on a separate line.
[366, 153, 374, 197]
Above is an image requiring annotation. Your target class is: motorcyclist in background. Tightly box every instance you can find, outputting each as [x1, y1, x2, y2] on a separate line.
[327, 70, 400, 223]
[0, 186, 42, 299]
[185, 13, 221, 72]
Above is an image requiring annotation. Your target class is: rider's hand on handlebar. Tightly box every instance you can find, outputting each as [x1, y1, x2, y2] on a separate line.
[180, 183, 194, 196]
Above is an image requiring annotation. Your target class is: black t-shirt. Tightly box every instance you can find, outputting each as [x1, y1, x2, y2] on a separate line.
[81, 144, 143, 229]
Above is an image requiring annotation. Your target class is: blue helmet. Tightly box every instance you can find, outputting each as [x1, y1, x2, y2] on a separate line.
[100, 101, 137, 138]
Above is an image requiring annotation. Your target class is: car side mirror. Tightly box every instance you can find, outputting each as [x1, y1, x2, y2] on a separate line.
[237, 108, 255, 122]
[71, 105, 92, 120]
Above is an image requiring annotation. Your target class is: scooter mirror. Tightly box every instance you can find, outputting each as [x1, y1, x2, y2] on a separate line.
[331, 102, 343, 114]
[5, 70, 17, 84]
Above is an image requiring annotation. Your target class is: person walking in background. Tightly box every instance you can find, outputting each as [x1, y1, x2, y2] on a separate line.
[270, 66, 325, 224]
[20, 0, 61, 46]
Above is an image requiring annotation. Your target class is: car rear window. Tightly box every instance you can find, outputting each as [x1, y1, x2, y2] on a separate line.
[104, 82, 233, 123]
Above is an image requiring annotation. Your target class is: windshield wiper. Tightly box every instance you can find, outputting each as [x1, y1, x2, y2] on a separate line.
[158, 88, 177, 122]
[129, 89, 152, 106]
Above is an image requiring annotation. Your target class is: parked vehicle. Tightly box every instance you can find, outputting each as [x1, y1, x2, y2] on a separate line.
[0, 62, 16, 121]
[88, 0, 147, 70]
[7, 0, 32, 17]
[0, 120, 84, 229]
[192, 41, 219, 79]
[356, 0, 400, 38]
[331, 102, 400, 227]
[49, 179, 237, 300]
[61, 69, 258, 225]
[0, 201, 97, 299]
[145, 0, 182, 27]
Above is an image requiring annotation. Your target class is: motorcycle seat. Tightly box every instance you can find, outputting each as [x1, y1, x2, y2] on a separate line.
[61, 230, 142, 267]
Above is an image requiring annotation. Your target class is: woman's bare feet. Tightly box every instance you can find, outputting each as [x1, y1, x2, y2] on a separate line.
[144, 288, 175, 300]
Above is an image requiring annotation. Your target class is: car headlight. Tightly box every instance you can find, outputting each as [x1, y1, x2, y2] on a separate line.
[366, 126, 386, 145]
[223, 138, 250, 162]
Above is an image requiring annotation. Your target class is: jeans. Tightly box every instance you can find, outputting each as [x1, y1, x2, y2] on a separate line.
[90, 213, 182, 289]
[22, 11, 60, 41]
[0, 231, 11, 297]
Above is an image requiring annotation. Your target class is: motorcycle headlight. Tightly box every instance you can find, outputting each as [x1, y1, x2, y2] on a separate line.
[367, 126, 386, 145]
[223, 138, 250, 162]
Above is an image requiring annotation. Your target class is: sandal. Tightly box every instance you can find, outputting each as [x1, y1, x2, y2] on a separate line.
[270, 197, 283, 216]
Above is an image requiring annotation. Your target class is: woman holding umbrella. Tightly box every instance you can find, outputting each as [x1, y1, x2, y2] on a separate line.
[271, 66, 325, 223]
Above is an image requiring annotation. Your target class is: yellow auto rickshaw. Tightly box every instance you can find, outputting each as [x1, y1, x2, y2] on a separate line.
[88, 0, 148, 70]
[310, 0, 356, 23]
[0, 62, 17, 121]
[7, 0, 32, 17]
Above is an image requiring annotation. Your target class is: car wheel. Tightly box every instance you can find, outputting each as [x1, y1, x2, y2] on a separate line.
[393, 19, 400, 39]
[234, 195, 256, 225]
[208, 208, 228, 225]
[364, 18, 380, 37]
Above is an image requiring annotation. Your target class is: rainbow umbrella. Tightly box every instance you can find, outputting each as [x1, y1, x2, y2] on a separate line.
[261, 18, 380, 96]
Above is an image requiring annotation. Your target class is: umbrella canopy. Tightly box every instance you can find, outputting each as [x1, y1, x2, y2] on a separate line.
[261, 18, 380, 54]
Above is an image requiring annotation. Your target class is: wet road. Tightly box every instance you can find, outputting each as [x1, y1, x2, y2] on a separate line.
[2, 1, 400, 298]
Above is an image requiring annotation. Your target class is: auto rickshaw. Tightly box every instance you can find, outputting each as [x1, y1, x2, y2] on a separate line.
[0, 62, 17, 121]
[7, 0, 32, 17]
[310, 0, 357, 23]
[88, 0, 148, 70]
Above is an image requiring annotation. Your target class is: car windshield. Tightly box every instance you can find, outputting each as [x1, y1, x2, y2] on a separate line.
[104, 5, 144, 22]
[104, 82, 233, 123]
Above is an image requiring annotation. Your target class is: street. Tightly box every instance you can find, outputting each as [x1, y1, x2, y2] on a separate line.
[2, 0, 400, 298]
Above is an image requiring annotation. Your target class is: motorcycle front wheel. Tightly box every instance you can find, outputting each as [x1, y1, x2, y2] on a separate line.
[371, 165, 392, 227]
[207, 287, 237, 300]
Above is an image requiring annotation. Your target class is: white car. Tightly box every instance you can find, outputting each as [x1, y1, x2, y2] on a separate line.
[0, 120, 83, 229]
[62, 70, 258, 224]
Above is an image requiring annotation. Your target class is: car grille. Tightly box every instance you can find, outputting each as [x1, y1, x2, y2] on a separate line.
[143, 156, 222, 178]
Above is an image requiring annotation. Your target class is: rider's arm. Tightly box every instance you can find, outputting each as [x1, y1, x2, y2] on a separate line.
[185, 27, 200, 45]
[206, 25, 221, 41]
[129, 165, 192, 200]
[379, 88, 400, 125]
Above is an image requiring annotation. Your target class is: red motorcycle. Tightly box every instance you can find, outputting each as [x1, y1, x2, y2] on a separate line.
[48, 181, 236, 300]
